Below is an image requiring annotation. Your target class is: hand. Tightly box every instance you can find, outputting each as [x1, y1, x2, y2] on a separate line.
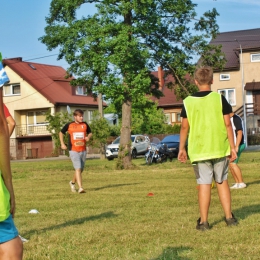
[228, 148, 237, 162]
[178, 149, 188, 163]
[61, 144, 67, 150]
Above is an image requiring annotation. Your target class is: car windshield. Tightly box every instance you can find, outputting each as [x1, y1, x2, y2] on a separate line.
[131, 136, 135, 142]
[113, 137, 120, 144]
[162, 135, 180, 142]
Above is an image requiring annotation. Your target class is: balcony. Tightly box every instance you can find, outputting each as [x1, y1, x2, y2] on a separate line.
[16, 124, 51, 137]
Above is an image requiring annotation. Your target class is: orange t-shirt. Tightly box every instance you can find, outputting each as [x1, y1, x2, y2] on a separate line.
[61, 122, 91, 152]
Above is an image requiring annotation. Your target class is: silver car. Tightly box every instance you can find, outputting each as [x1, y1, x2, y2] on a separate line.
[106, 135, 150, 160]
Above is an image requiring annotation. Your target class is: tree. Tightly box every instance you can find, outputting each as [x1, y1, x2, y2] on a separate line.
[40, 0, 224, 169]
[45, 109, 71, 156]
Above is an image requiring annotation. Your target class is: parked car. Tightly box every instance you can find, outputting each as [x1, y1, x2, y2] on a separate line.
[160, 134, 181, 157]
[106, 135, 150, 160]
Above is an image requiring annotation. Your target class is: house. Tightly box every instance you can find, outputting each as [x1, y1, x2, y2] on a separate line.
[150, 67, 183, 125]
[3, 57, 104, 160]
[210, 28, 260, 134]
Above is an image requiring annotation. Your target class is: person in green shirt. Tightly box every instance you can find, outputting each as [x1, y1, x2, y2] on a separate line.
[178, 66, 237, 231]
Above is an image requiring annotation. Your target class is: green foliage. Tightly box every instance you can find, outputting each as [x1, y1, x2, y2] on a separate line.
[247, 134, 260, 145]
[89, 111, 111, 155]
[45, 109, 71, 156]
[40, 0, 224, 167]
[163, 123, 181, 134]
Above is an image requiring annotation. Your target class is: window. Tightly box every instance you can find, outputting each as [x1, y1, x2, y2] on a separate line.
[218, 89, 236, 106]
[3, 84, 20, 96]
[76, 86, 85, 95]
[251, 53, 260, 62]
[176, 113, 181, 122]
[88, 110, 94, 123]
[220, 74, 230, 81]
[27, 111, 48, 125]
[165, 113, 170, 124]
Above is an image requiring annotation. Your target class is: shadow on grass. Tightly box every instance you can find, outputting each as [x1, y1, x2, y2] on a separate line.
[24, 211, 117, 237]
[244, 180, 260, 186]
[92, 182, 142, 191]
[210, 203, 260, 227]
[150, 246, 192, 260]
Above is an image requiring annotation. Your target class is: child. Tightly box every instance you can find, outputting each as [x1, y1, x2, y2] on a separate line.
[229, 108, 246, 189]
[178, 66, 237, 231]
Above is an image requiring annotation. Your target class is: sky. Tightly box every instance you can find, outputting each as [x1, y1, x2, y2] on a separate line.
[1, 0, 259, 70]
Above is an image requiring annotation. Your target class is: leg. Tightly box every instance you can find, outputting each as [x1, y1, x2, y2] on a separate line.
[216, 180, 232, 219]
[75, 169, 83, 188]
[229, 163, 244, 183]
[0, 236, 23, 260]
[198, 184, 211, 223]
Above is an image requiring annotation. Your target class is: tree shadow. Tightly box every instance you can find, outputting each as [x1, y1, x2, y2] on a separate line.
[92, 182, 142, 191]
[150, 246, 192, 260]
[23, 211, 117, 237]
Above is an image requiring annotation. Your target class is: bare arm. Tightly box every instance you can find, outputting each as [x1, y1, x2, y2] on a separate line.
[6, 115, 16, 136]
[224, 114, 237, 162]
[178, 118, 189, 163]
[85, 132, 92, 142]
[235, 130, 243, 152]
[0, 88, 16, 217]
[59, 131, 67, 150]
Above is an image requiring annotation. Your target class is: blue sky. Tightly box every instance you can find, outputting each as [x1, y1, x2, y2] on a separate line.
[1, 0, 259, 69]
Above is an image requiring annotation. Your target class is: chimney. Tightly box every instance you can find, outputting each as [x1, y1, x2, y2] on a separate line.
[158, 66, 164, 90]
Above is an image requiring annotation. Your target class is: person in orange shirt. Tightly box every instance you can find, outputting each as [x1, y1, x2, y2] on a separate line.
[59, 109, 92, 193]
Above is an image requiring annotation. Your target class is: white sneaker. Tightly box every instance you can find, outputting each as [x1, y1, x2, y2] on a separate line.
[69, 181, 76, 192]
[230, 183, 238, 189]
[78, 187, 86, 193]
[19, 235, 29, 243]
[237, 183, 247, 189]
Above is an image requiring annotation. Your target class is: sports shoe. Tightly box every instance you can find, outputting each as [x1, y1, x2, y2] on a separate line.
[78, 187, 86, 193]
[69, 181, 76, 193]
[19, 235, 29, 243]
[230, 183, 238, 189]
[196, 218, 209, 231]
[237, 183, 247, 189]
[225, 213, 238, 226]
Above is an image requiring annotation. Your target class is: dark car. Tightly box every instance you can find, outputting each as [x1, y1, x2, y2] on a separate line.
[160, 134, 181, 157]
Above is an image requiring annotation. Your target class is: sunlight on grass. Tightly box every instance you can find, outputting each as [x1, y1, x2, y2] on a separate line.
[11, 152, 260, 259]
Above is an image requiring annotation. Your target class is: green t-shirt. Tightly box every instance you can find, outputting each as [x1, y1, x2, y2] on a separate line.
[0, 171, 11, 221]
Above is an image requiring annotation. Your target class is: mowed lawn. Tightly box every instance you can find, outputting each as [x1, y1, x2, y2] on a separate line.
[11, 151, 260, 260]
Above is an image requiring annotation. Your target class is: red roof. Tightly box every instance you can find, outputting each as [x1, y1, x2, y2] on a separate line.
[150, 71, 183, 107]
[210, 28, 260, 71]
[3, 57, 102, 107]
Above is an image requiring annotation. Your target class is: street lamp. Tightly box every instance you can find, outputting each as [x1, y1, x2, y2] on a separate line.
[235, 39, 247, 147]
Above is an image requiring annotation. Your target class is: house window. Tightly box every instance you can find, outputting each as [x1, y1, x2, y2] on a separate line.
[27, 111, 48, 125]
[218, 89, 236, 106]
[3, 84, 21, 96]
[251, 53, 260, 62]
[88, 110, 94, 123]
[220, 74, 230, 81]
[176, 113, 181, 122]
[76, 86, 85, 95]
[165, 113, 170, 124]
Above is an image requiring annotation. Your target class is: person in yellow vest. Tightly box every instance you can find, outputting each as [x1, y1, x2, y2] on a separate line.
[59, 109, 92, 193]
[178, 66, 237, 231]
[0, 57, 23, 259]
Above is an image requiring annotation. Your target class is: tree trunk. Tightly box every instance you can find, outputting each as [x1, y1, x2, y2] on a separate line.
[117, 99, 132, 169]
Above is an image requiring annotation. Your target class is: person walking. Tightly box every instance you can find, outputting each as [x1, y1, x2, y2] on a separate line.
[0, 55, 23, 259]
[178, 66, 238, 231]
[229, 109, 246, 189]
[59, 109, 92, 193]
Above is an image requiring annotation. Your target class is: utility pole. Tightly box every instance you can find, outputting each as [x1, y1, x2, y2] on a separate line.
[235, 39, 247, 147]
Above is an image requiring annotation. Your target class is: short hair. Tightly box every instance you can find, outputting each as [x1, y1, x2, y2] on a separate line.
[194, 66, 213, 85]
[73, 109, 84, 116]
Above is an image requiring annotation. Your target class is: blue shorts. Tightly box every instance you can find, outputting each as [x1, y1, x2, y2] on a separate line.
[0, 215, 19, 243]
[69, 151, 87, 171]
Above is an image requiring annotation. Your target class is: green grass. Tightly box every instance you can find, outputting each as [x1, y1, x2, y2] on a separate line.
[11, 151, 260, 260]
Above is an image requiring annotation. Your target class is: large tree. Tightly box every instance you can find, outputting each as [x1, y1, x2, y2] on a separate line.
[40, 0, 224, 169]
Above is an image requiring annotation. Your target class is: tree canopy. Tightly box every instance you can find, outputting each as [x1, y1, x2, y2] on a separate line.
[40, 0, 224, 168]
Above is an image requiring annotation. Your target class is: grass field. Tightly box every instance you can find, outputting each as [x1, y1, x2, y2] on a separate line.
[11, 151, 260, 260]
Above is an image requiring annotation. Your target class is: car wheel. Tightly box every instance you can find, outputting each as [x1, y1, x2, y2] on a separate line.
[132, 149, 137, 159]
